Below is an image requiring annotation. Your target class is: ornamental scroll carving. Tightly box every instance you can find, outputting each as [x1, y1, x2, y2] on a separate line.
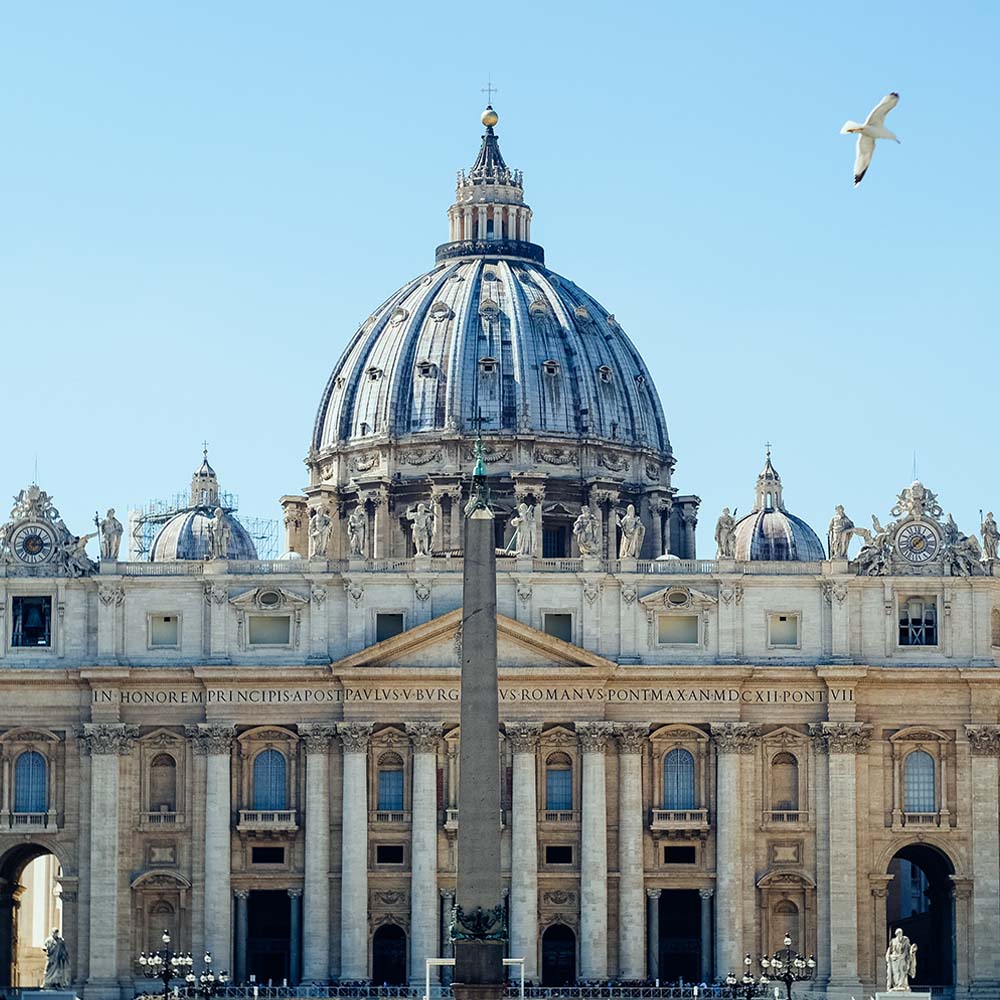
[187, 725, 236, 756]
[79, 723, 139, 755]
[576, 721, 614, 752]
[822, 722, 871, 754]
[711, 722, 761, 754]
[406, 722, 441, 753]
[338, 722, 373, 754]
[615, 723, 648, 754]
[965, 725, 1000, 756]
[504, 722, 542, 753]
[299, 724, 337, 754]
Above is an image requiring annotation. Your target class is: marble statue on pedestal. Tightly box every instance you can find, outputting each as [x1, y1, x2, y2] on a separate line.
[827, 504, 855, 559]
[572, 505, 600, 556]
[347, 506, 367, 558]
[983, 511, 999, 561]
[715, 507, 736, 558]
[406, 502, 435, 556]
[207, 507, 232, 560]
[42, 928, 71, 988]
[510, 503, 536, 557]
[308, 505, 332, 558]
[98, 508, 123, 561]
[885, 927, 917, 991]
[616, 503, 645, 559]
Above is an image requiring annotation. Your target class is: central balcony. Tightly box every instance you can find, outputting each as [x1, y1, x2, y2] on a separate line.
[649, 808, 710, 834]
[237, 809, 298, 834]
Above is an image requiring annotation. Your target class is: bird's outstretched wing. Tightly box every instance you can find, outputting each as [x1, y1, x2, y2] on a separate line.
[864, 92, 899, 127]
[854, 135, 875, 186]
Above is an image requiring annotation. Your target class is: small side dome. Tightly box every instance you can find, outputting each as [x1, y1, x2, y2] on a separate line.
[732, 452, 824, 561]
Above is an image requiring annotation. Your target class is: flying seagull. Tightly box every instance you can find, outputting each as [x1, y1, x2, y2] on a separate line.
[840, 92, 900, 186]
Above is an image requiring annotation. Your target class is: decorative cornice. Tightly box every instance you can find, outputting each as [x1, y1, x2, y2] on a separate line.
[576, 721, 614, 753]
[822, 722, 872, 755]
[966, 725, 1000, 756]
[187, 724, 236, 756]
[711, 722, 761, 754]
[435, 238, 544, 265]
[615, 723, 648, 754]
[298, 724, 338, 754]
[338, 722, 373, 754]
[406, 721, 441, 753]
[505, 722, 543, 753]
[79, 723, 139, 755]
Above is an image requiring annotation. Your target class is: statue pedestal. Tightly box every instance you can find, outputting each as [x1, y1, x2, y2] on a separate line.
[348, 558, 366, 572]
[413, 554, 432, 572]
[877, 993, 930, 1000]
[581, 556, 602, 572]
[619, 557, 638, 573]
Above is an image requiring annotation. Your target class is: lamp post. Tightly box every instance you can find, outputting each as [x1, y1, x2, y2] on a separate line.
[758, 935, 815, 1000]
[725, 954, 769, 1000]
[137, 929, 194, 999]
[184, 952, 230, 999]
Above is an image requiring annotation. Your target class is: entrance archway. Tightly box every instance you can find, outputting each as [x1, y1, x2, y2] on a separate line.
[887, 844, 954, 988]
[371, 924, 406, 985]
[541, 924, 576, 987]
[246, 890, 290, 985]
[0, 844, 62, 988]
[659, 890, 699, 982]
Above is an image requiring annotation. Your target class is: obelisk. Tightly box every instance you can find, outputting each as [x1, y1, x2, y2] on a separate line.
[451, 438, 505, 1000]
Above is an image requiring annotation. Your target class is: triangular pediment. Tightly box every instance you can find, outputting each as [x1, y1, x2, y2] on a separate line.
[331, 608, 615, 671]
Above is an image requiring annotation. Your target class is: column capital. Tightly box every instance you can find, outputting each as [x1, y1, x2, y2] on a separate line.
[78, 723, 139, 755]
[338, 721, 373, 753]
[710, 722, 761, 754]
[807, 723, 829, 755]
[299, 723, 338, 754]
[646, 888, 662, 900]
[287, 888, 303, 899]
[187, 724, 236, 756]
[406, 721, 441, 753]
[965, 724, 1000, 755]
[576, 721, 614, 752]
[614, 723, 648, 754]
[439, 887, 456, 900]
[698, 887, 714, 900]
[234, 889, 251, 900]
[505, 721, 543, 753]
[822, 721, 872, 754]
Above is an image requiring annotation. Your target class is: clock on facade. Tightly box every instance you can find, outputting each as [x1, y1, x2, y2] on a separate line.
[896, 522, 939, 563]
[11, 523, 57, 564]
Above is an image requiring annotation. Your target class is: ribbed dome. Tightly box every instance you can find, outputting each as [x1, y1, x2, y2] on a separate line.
[731, 453, 824, 561]
[150, 509, 258, 562]
[312, 257, 670, 455]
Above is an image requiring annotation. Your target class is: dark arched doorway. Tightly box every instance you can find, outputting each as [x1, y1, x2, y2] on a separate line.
[541, 923, 576, 986]
[371, 924, 407, 986]
[887, 844, 954, 988]
[0, 844, 62, 988]
[659, 890, 700, 982]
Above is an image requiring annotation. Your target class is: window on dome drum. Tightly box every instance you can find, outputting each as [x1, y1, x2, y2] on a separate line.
[768, 613, 800, 648]
[376, 844, 405, 865]
[252, 749, 288, 811]
[657, 615, 699, 645]
[770, 752, 800, 812]
[543, 613, 573, 644]
[416, 361, 436, 378]
[662, 748, 696, 810]
[377, 757, 404, 812]
[149, 753, 177, 812]
[543, 526, 567, 558]
[545, 754, 573, 812]
[13, 750, 47, 814]
[247, 615, 290, 646]
[149, 614, 179, 648]
[366, 366, 383, 381]
[903, 750, 936, 813]
[11, 596, 52, 647]
[597, 365, 613, 384]
[545, 845, 573, 865]
[479, 357, 497, 374]
[376, 613, 405, 642]
[899, 598, 937, 646]
[542, 360, 560, 376]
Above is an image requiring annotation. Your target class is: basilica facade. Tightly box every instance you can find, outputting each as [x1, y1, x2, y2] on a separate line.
[1, 106, 999, 1000]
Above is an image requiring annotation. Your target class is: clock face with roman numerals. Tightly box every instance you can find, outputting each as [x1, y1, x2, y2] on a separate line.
[896, 522, 939, 563]
[11, 523, 57, 565]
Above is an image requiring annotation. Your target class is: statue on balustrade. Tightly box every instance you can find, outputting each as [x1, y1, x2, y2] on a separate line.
[715, 507, 736, 558]
[573, 505, 600, 556]
[982, 511, 999, 561]
[207, 507, 232, 560]
[98, 508, 123, 561]
[616, 503, 645, 559]
[347, 505, 367, 558]
[42, 927, 71, 988]
[406, 502, 435, 556]
[308, 505, 332, 559]
[885, 927, 917, 991]
[827, 504, 855, 559]
[510, 502, 536, 556]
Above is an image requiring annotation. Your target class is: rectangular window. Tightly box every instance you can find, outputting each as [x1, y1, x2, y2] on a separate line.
[899, 598, 937, 646]
[545, 769, 573, 811]
[11, 596, 52, 648]
[543, 613, 573, 644]
[149, 615, 179, 647]
[247, 615, 290, 646]
[376, 613, 405, 643]
[251, 846, 285, 865]
[543, 526, 567, 558]
[376, 844, 405, 865]
[545, 845, 573, 865]
[378, 770, 404, 811]
[663, 845, 697, 865]
[657, 614, 699, 645]
[768, 613, 800, 648]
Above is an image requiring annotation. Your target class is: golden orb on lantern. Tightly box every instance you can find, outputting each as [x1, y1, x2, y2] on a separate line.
[481, 106, 499, 128]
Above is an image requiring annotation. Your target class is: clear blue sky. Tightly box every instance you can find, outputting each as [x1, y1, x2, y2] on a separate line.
[2, 1, 998, 555]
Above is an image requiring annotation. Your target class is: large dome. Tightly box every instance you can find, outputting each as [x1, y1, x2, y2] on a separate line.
[312, 257, 670, 454]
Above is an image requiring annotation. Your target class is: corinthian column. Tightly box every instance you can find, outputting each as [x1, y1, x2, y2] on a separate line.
[710, 723, 760, 977]
[190, 724, 236, 972]
[965, 726, 1000, 990]
[808, 725, 831, 988]
[615, 724, 647, 980]
[577, 722, 612, 980]
[300, 724, 337, 983]
[506, 722, 542, 981]
[822, 723, 868, 996]
[81, 723, 138, 994]
[338, 722, 372, 980]
[408, 722, 442, 983]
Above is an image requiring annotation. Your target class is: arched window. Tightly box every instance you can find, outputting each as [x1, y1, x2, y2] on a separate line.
[663, 748, 696, 810]
[149, 753, 177, 812]
[252, 749, 288, 811]
[377, 752, 404, 811]
[14, 751, 47, 814]
[545, 753, 573, 812]
[770, 752, 800, 812]
[904, 750, 936, 813]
